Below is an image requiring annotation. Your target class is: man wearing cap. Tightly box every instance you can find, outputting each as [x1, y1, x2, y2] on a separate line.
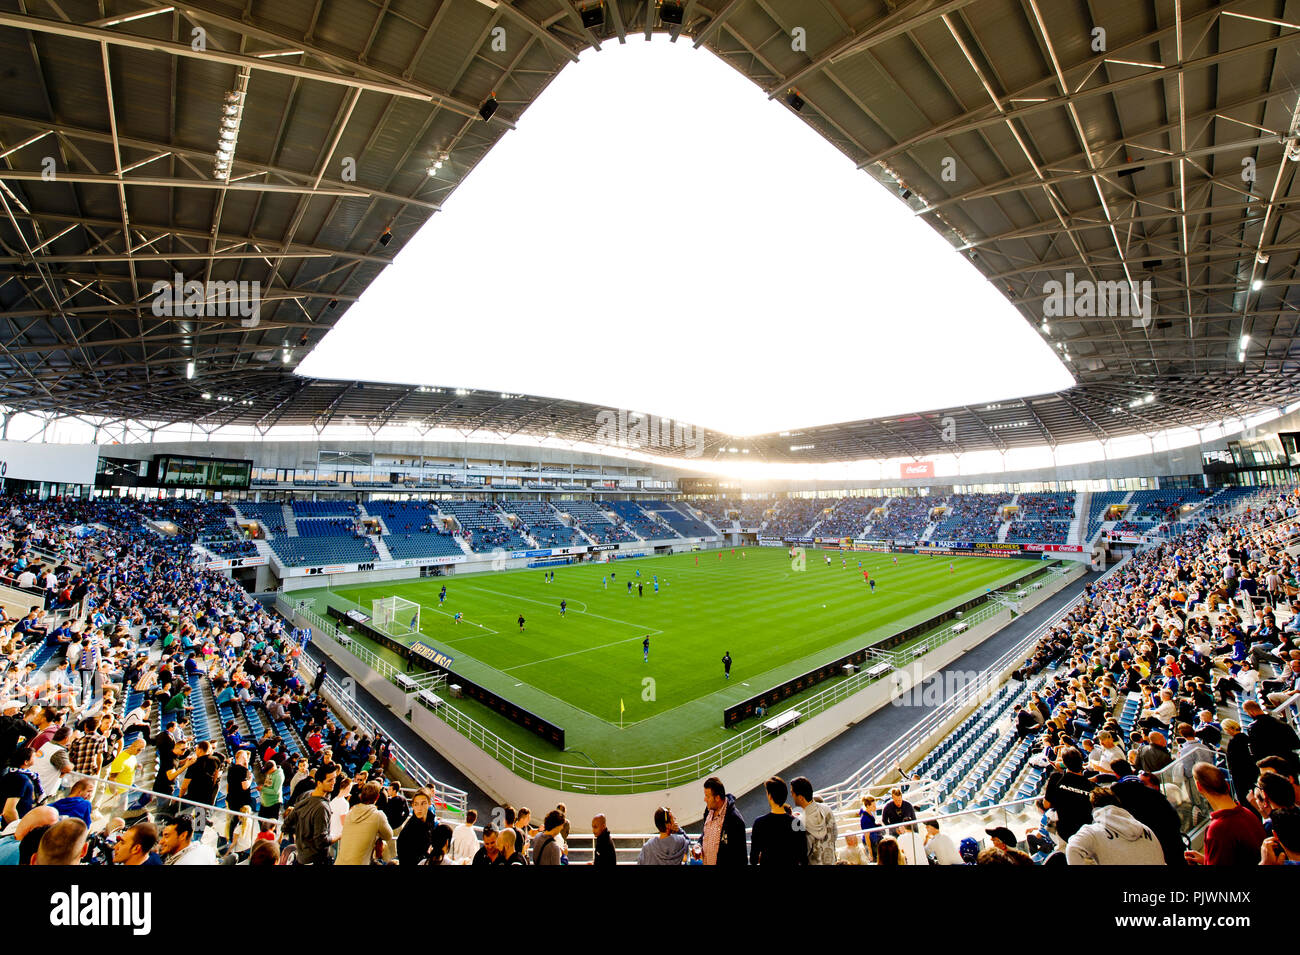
[985, 826, 1018, 853]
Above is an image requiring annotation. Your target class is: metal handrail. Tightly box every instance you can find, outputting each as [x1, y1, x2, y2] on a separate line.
[293, 652, 468, 814]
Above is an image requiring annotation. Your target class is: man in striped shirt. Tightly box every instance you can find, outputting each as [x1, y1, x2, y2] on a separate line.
[76, 633, 103, 704]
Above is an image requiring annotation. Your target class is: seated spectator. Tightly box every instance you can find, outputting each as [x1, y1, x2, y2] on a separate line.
[1065, 788, 1165, 865]
[1186, 763, 1267, 866]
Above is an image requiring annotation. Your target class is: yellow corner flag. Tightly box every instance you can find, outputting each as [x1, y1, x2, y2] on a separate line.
[620, 698, 625, 714]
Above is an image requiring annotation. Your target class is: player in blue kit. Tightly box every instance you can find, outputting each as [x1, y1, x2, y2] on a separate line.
[559, 599, 566, 617]
[438, 585, 447, 605]
[643, 635, 650, 662]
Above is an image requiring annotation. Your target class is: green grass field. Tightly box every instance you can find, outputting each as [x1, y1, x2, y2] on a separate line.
[297, 548, 1048, 766]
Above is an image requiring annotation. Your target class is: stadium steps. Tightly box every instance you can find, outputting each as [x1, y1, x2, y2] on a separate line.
[1071, 492, 1088, 545]
[282, 504, 298, 537]
[186, 671, 226, 755]
[373, 537, 394, 561]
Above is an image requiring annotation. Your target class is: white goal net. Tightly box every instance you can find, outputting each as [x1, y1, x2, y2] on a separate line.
[373, 596, 420, 637]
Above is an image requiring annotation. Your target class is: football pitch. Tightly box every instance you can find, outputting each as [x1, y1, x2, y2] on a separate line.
[296, 548, 1050, 766]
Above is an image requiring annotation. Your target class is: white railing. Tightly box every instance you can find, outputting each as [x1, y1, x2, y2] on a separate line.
[280, 567, 1064, 794]
[294, 653, 467, 815]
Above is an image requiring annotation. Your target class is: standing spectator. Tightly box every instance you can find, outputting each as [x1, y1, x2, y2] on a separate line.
[382, 780, 409, 831]
[327, 777, 353, 845]
[223, 749, 255, 848]
[75, 632, 102, 704]
[530, 808, 566, 865]
[450, 807, 480, 863]
[396, 790, 437, 868]
[1186, 763, 1267, 866]
[1044, 747, 1095, 841]
[471, 826, 503, 866]
[104, 737, 144, 816]
[591, 813, 616, 867]
[749, 777, 807, 866]
[292, 765, 337, 866]
[336, 781, 395, 866]
[881, 786, 918, 834]
[791, 776, 837, 865]
[700, 776, 746, 866]
[259, 758, 285, 821]
[1223, 719, 1258, 804]
[0, 747, 38, 824]
[858, 794, 881, 861]
[179, 741, 220, 834]
[1242, 700, 1300, 775]
[636, 807, 690, 865]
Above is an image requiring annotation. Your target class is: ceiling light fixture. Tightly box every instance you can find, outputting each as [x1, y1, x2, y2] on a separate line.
[212, 69, 250, 180]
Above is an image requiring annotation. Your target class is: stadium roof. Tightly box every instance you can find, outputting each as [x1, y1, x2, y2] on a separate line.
[2, 0, 1300, 463]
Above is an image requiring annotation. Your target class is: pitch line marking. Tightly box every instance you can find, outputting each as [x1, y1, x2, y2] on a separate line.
[498, 629, 664, 673]
[461, 584, 649, 631]
[426, 605, 498, 635]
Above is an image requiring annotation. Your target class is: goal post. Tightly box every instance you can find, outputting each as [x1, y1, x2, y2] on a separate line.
[373, 596, 421, 637]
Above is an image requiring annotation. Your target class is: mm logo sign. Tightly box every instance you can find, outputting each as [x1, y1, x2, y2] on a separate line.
[409, 641, 455, 669]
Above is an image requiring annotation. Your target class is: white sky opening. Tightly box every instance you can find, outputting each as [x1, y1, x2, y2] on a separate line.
[297, 36, 1073, 436]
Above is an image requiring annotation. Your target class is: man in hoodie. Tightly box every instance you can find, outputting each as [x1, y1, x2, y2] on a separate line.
[335, 780, 395, 865]
[292, 764, 336, 865]
[636, 807, 690, 865]
[701, 776, 747, 865]
[791, 776, 837, 865]
[1066, 787, 1165, 865]
[1110, 761, 1186, 865]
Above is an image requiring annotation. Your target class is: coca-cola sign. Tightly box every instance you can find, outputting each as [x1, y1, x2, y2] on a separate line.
[899, 461, 935, 479]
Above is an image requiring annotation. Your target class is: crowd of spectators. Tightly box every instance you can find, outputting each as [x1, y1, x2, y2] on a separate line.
[0, 496, 428, 866]
[4, 485, 1299, 868]
[867, 496, 934, 541]
[968, 486, 1300, 865]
